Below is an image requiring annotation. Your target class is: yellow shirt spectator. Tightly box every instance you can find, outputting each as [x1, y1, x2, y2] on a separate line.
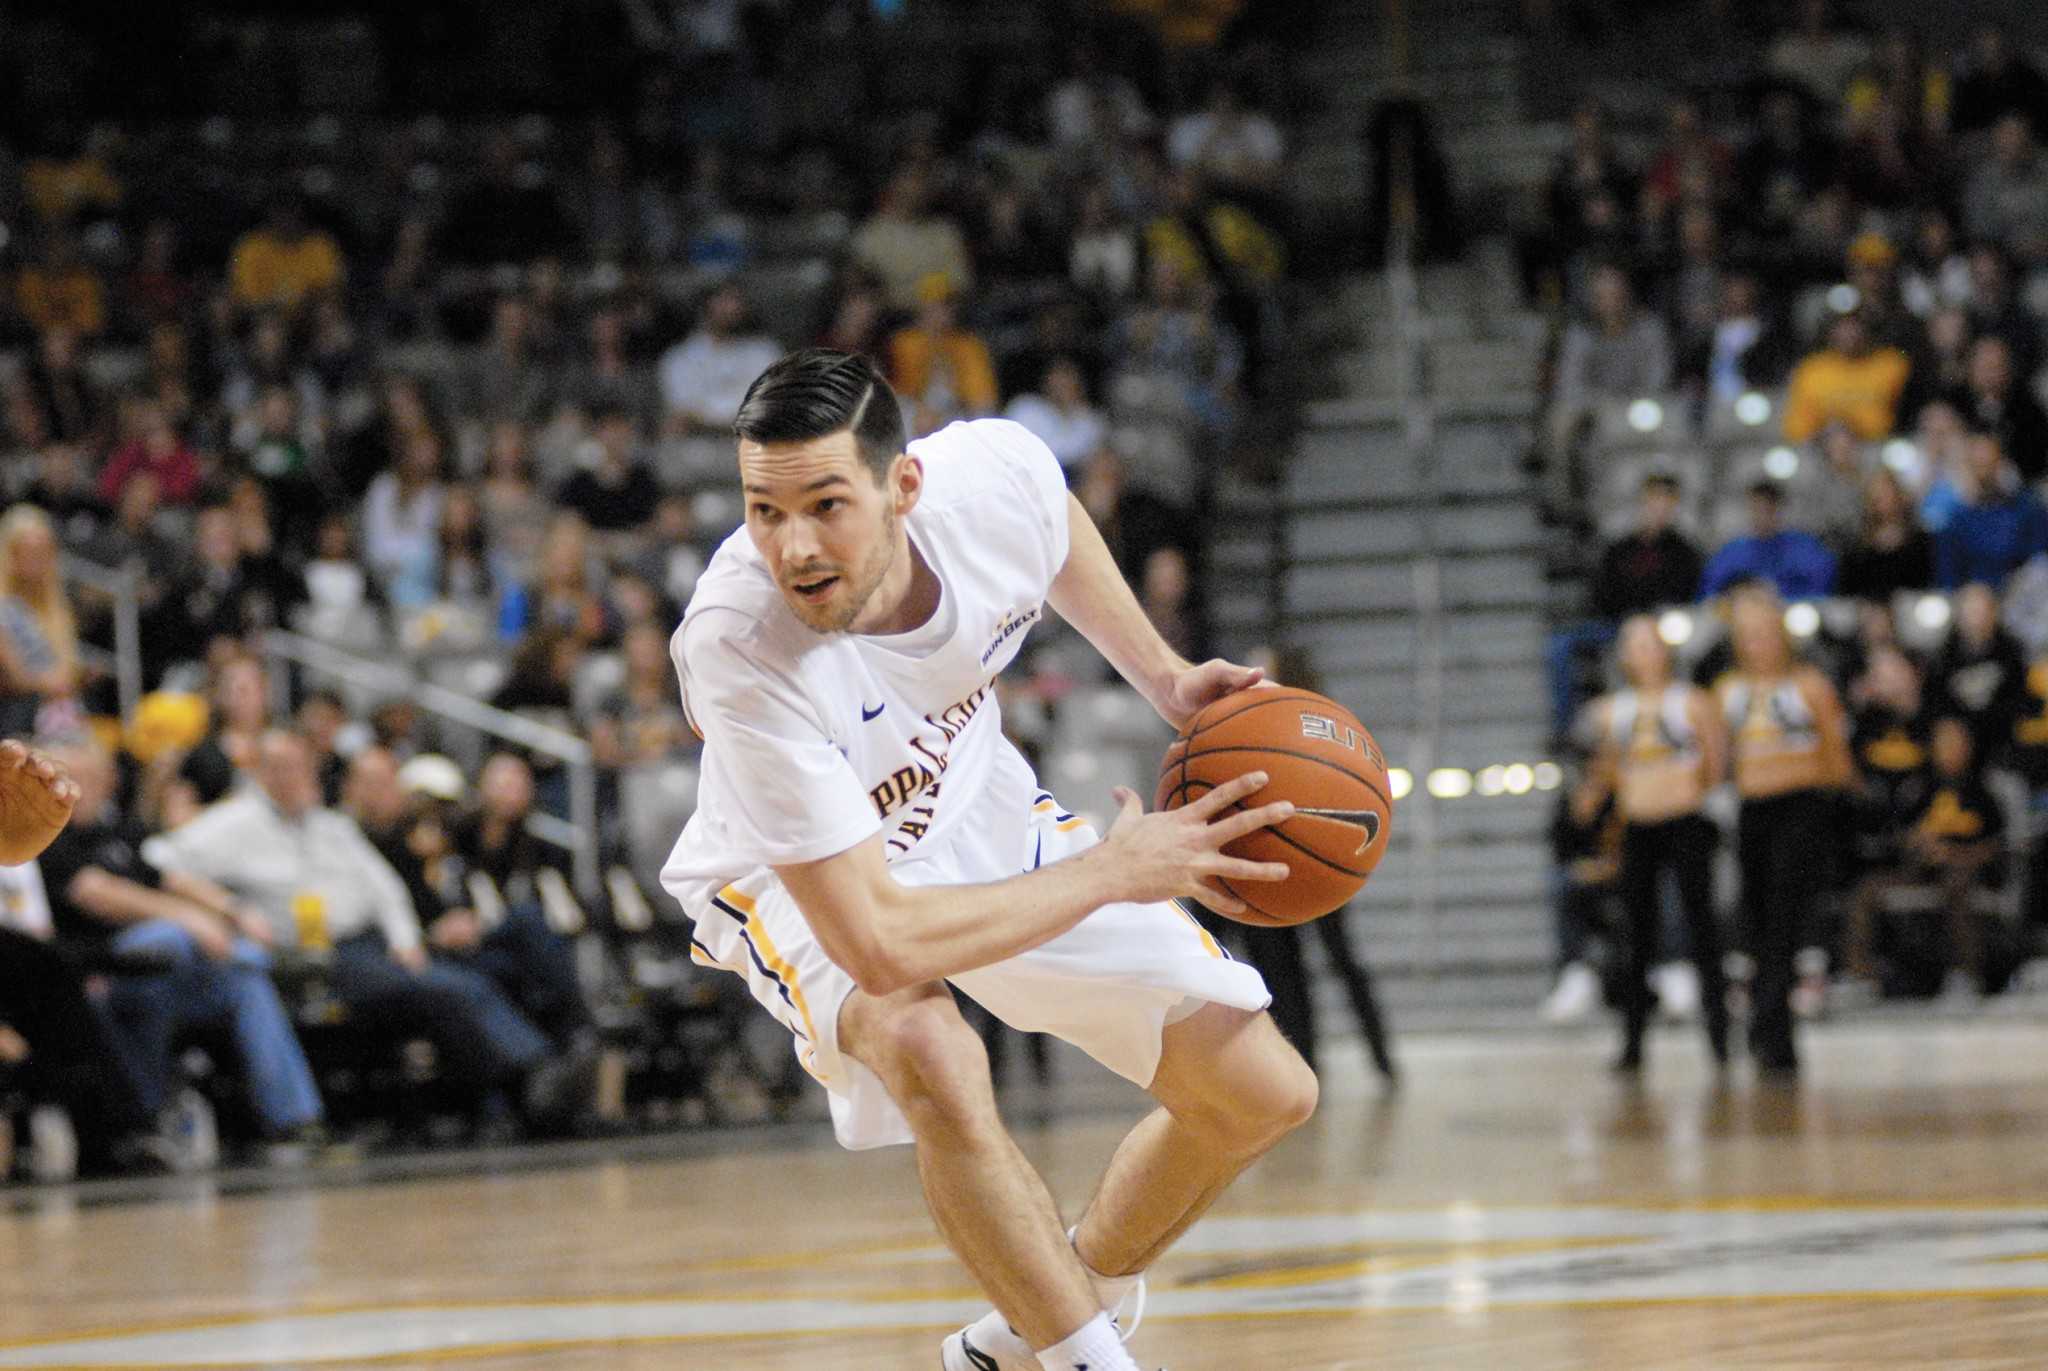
[16, 264, 105, 337]
[229, 202, 345, 313]
[1782, 313, 1910, 442]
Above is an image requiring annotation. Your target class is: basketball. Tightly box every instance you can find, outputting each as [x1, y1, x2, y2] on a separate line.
[1155, 686, 1392, 926]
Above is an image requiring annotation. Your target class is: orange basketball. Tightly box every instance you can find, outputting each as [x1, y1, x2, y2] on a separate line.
[1155, 686, 1392, 926]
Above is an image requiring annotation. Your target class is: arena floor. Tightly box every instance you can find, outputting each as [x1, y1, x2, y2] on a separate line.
[7, 1016, 2048, 1369]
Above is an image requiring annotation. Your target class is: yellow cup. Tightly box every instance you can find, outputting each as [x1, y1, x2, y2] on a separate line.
[291, 891, 330, 952]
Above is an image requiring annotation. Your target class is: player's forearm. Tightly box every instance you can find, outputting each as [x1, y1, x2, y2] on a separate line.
[1047, 494, 1187, 715]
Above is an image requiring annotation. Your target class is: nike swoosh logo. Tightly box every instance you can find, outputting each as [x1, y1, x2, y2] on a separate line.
[960, 1336, 1000, 1371]
[861, 702, 885, 721]
[1295, 806, 1383, 854]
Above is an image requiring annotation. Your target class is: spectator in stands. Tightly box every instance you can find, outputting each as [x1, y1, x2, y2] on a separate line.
[295, 688, 350, 805]
[1844, 233, 1920, 356]
[816, 276, 890, 360]
[1115, 254, 1243, 437]
[1046, 41, 1155, 148]
[588, 621, 693, 771]
[1539, 755, 1621, 1023]
[16, 230, 105, 339]
[1963, 242, 2041, 375]
[889, 275, 1001, 437]
[1900, 208, 1971, 317]
[565, 306, 658, 430]
[147, 729, 582, 1129]
[527, 515, 607, 645]
[1926, 581, 2027, 756]
[1935, 432, 2048, 590]
[1838, 470, 1935, 602]
[557, 406, 660, 541]
[1592, 616, 1731, 1074]
[1641, 97, 1732, 243]
[658, 283, 782, 436]
[1953, 335, 2048, 482]
[440, 132, 573, 268]
[1005, 356, 1108, 474]
[1166, 77, 1285, 194]
[343, 745, 457, 933]
[479, 422, 550, 587]
[849, 165, 973, 312]
[1782, 307, 1911, 444]
[1068, 180, 1141, 302]
[361, 426, 446, 611]
[1701, 481, 1837, 601]
[1843, 644, 1933, 945]
[194, 651, 274, 779]
[1799, 421, 1878, 553]
[1720, 585, 1853, 1076]
[152, 504, 288, 675]
[1679, 270, 1794, 403]
[0, 871, 171, 1177]
[1545, 99, 1636, 289]
[228, 195, 344, 318]
[492, 626, 582, 735]
[97, 399, 201, 508]
[1852, 716, 2007, 1002]
[1543, 262, 1673, 517]
[1899, 304, 1974, 422]
[417, 486, 494, 649]
[19, 441, 101, 536]
[1546, 471, 1702, 740]
[1952, 22, 2048, 137]
[447, 752, 595, 1053]
[1075, 447, 1183, 588]
[458, 295, 550, 428]
[0, 506, 82, 738]
[20, 327, 102, 447]
[1964, 113, 2048, 264]
[39, 737, 324, 1154]
[1737, 89, 1836, 240]
[80, 471, 182, 602]
[1767, 0, 1869, 103]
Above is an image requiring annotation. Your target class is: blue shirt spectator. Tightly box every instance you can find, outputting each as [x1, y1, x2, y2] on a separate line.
[1700, 481, 1837, 599]
[1934, 433, 2048, 590]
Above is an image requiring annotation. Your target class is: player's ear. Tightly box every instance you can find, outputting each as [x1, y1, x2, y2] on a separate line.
[889, 452, 924, 517]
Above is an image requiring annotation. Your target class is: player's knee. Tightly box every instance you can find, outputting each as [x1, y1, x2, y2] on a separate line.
[1197, 1046, 1318, 1154]
[863, 997, 993, 1133]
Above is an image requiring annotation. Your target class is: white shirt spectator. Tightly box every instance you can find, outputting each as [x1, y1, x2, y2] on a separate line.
[1047, 76, 1155, 147]
[360, 473, 443, 609]
[0, 860, 53, 939]
[144, 789, 424, 952]
[659, 329, 783, 429]
[1167, 109, 1284, 182]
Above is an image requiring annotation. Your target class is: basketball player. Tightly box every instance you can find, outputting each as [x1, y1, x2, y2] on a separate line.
[1589, 616, 1729, 1073]
[1718, 586, 1852, 1075]
[0, 738, 79, 865]
[662, 350, 1315, 1371]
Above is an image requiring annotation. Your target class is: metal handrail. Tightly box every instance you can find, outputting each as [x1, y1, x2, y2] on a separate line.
[258, 629, 601, 901]
[59, 553, 142, 721]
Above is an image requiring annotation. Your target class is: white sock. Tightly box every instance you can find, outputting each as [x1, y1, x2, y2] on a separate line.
[1068, 1226, 1143, 1315]
[1035, 1311, 1139, 1371]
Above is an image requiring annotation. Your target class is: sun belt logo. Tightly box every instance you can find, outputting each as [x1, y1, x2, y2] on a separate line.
[980, 605, 1040, 666]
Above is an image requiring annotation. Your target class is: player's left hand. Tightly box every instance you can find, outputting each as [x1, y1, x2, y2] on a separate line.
[1159, 659, 1269, 732]
[0, 739, 79, 866]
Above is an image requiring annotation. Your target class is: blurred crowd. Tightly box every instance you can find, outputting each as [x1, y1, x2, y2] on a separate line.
[0, 1, 1301, 1179]
[1535, 9, 2048, 1060]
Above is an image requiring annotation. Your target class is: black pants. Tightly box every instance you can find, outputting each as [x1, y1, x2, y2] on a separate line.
[1736, 790, 1833, 1071]
[1241, 913, 1396, 1078]
[0, 928, 155, 1165]
[1619, 815, 1729, 1063]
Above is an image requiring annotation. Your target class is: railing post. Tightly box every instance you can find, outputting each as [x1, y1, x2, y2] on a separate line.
[568, 756, 601, 904]
[111, 561, 142, 722]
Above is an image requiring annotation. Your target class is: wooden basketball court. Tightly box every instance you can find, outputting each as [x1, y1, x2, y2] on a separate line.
[7, 1017, 2048, 1369]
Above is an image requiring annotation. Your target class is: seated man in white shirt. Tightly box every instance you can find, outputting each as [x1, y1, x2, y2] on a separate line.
[659, 283, 784, 438]
[145, 730, 590, 1131]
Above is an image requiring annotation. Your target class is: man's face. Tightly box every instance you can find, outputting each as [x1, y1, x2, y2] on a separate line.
[258, 736, 320, 818]
[1965, 435, 2005, 488]
[479, 755, 534, 822]
[1749, 492, 1782, 536]
[740, 430, 909, 634]
[1640, 484, 1678, 532]
[1970, 337, 2012, 395]
[345, 749, 405, 830]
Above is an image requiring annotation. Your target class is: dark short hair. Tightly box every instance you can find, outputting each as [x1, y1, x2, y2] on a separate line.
[1641, 472, 1681, 496]
[733, 348, 906, 485]
[1746, 479, 1785, 504]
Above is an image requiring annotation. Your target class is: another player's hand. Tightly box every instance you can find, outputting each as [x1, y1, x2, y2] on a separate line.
[0, 739, 79, 866]
[1158, 659, 1270, 732]
[1100, 770, 1292, 918]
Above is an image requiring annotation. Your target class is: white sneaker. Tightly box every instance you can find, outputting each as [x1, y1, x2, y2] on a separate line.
[27, 1105, 77, 1183]
[1654, 961, 1700, 1023]
[940, 1276, 1146, 1371]
[1541, 962, 1600, 1023]
[160, 1088, 220, 1173]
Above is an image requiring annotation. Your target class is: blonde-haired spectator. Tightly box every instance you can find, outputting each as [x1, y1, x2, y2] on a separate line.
[0, 505, 82, 736]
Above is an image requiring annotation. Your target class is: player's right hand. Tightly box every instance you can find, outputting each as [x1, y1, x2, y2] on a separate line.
[1101, 771, 1292, 918]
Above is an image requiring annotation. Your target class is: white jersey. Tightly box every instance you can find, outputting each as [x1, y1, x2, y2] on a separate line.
[661, 418, 1072, 920]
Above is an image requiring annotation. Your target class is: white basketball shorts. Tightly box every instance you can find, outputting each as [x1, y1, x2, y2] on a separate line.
[685, 788, 1273, 1150]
